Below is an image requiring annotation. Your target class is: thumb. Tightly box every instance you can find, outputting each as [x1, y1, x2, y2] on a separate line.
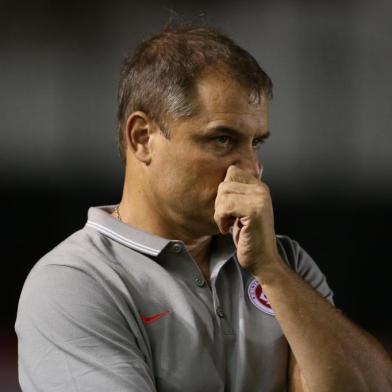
[224, 165, 259, 184]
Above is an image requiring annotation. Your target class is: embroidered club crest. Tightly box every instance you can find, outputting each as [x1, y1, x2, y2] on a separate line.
[248, 278, 275, 316]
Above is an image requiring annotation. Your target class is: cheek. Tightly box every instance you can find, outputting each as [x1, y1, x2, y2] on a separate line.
[153, 145, 230, 200]
[154, 158, 193, 198]
[201, 159, 230, 183]
[192, 163, 228, 203]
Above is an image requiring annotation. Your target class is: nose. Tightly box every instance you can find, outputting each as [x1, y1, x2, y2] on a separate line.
[232, 153, 263, 180]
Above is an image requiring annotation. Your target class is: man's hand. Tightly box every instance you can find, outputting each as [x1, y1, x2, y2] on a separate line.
[214, 165, 281, 277]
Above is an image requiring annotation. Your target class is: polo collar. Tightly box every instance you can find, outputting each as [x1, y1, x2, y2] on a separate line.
[86, 205, 172, 256]
[85, 205, 236, 260]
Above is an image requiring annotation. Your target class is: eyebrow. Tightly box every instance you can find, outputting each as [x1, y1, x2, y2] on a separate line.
[204, 126, 270, 140]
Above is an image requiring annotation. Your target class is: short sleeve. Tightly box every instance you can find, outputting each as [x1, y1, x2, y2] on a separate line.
[276, 235, 334, 305]
[15, 264, 157, 392]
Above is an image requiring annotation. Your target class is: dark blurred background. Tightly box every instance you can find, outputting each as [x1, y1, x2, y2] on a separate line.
[1, 0, 391, 390]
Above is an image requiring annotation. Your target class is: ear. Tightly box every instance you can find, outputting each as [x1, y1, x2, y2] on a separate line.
[125, 111, 157, 165]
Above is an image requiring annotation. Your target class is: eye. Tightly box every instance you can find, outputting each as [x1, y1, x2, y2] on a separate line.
[252, 137, 266, 149]
[213, 135, 233, 146]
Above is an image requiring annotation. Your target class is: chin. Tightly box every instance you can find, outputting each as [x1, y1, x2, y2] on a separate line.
[185, 203, 219, 236]
[185, 213, 217, 236]
[201, 217, 222, 236]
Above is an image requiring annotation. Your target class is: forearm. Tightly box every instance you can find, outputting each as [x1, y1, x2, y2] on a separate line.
[258, 258, 392, 392]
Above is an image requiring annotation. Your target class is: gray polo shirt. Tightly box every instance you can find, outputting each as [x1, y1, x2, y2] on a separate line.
[15, 205, 334, 392]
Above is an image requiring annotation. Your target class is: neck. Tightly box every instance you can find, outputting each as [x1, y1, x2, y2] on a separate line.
[117, 171, 213, 265]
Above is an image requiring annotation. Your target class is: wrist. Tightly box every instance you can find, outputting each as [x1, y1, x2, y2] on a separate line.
[253, 255, 290, 287]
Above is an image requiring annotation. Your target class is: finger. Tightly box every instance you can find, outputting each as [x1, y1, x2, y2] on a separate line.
[214, 194, 253, 234]
[217, 181, 266, 198]
[214, 203, 242, 234]
[218, 216, 236, 235]
[215, 182, 269, 215]
[231, 217, 243, 247]
[224, 165, 259, 184]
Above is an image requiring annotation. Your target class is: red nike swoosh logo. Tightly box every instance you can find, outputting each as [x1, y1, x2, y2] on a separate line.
[141, 310, 171, 325]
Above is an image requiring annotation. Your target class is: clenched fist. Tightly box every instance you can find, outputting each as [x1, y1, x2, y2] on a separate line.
[214, 165, 281, 278]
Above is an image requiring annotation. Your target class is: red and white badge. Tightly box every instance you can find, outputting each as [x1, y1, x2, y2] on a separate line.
[248, 278, 275, 316]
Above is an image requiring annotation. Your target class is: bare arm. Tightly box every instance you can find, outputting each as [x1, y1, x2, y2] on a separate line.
[288, 351, 309, 392]
[260, 257, 392, 392]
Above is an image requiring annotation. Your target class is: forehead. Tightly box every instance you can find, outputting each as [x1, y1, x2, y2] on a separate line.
[193, 69, 269, 132]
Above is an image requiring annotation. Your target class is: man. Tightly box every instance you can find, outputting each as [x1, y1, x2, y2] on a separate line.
[16, 25, 392, 391]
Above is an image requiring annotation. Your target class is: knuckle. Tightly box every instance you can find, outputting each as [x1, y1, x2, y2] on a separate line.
[254, 185, 264, 196]
[262, 183, 270, 193]
[255, 183, 270, 197]
[225, 199, 236, 214]
[218, 182, 228, 194]
[220, 181, 237, 195]
[214, 204, 229, 219]
[250, 198, 265, 215]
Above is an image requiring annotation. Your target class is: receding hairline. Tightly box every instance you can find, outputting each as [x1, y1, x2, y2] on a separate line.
[116, 25, 273, 163]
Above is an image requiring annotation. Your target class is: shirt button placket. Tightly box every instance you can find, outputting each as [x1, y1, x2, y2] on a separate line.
[216, 306, 225, 318]
[215, 305, 234, 335]
[193, 275, 206, 288]
[172, 242, 183, 254]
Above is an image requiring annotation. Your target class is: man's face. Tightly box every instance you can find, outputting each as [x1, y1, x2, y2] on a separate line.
[146, 69, 270, 237]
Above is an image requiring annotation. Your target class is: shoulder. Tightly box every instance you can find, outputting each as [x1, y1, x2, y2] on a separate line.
[15, 227, 140, 334]
[23, 226, 126, 291]
[16, 259, 127, 332]
[15, 231, 156, 391]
